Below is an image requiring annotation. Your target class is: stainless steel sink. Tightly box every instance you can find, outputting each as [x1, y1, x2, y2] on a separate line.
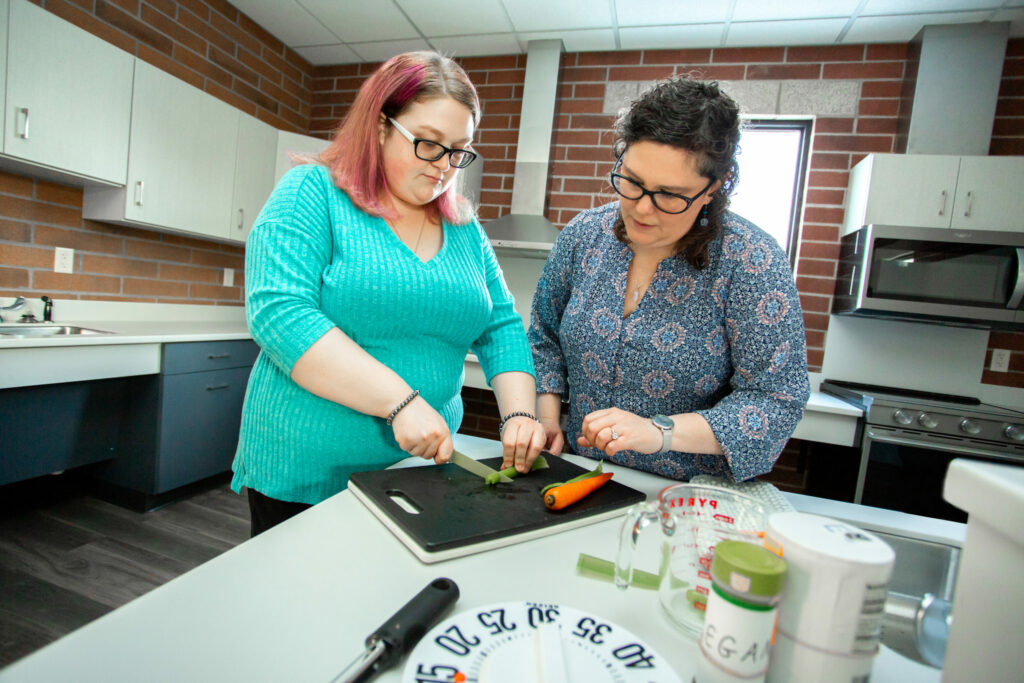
[0, 324, 112, 338]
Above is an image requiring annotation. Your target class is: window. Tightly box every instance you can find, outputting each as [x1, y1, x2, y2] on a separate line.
[728, 119, 812, 266]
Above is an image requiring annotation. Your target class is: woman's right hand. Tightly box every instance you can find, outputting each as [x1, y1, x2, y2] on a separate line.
[390, 396, 453, 464]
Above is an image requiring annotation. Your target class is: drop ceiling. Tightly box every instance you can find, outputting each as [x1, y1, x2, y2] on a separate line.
[229, 0, 1024, 65]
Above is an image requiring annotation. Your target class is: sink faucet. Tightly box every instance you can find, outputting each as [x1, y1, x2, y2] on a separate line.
[0, 296, 26, 323]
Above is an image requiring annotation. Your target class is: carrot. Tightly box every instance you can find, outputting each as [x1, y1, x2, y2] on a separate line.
[543, 472, 614, 510]
[541, 461, 603, 494]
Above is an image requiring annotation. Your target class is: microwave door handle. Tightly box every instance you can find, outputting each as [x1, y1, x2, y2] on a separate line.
[1008, 248, 1024, 309]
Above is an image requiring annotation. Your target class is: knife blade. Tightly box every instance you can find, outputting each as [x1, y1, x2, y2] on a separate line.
[334, 577, 460, 683]
[450, 449, 513, 483]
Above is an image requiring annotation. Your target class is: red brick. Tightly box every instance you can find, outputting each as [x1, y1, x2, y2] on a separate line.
[552, 130, 602, 146]
[3, 199, 81, 229]
[0, 267, 29, 289]
[137, 43, 204, 90]
[995, 99, 1024, 116]
[858, 99, 900, 117]
[124, 238, 190, 262]
[209, 45, 260, 87]
[561, 67, 608, 82]
[799, 224, 840, 242]
[157, 263, 219, 284]
[812, 134, 893, 154]
[992, 118, 1024, 136]
[487, 69, 526, 85]
[609, 65, 674, 81]
[861, 80, 903, 98]
[1006, 38, 1024, 57]
[805, 330, 826, 349]
[714, 47, 785, 63]
[205, 0, 238, 23]
[234, 79, 282, 116]
[35, 271, 120, 293]
[802, 311, 829, 331]
[798, 292, 831, 313]
[96, 0, 173, 56]
[0, 172, 35, 198]
[548, 193, 593, 210]
[140, 3, 205, 55]
[238, 46, 284, 87]
[824, 62, 904, 80]
[578, 51, 642, 66]
[174, 44, 232, 89]
[866, 44, 909, 61]
[562, 177, 609, 194]
[568, 114, 615, 128]
[566, 145, 613, 162]
[122, 277, 188, 296]
[799, 241, 840, 260]
[806, 189, 845, 206]
[460, 55, 521, 71]
[0, 219, 31, 243]
[990, 331, 1024, 352]
[787, 45, 864, 62]
[815, 118, 854, 134]
[480, 190, 512, 205]
[806, 348, 824, 371]
[795, 258, 836, 277]
[643, 49, 711, 64]
[191, 250, 243, 269]
[796, 275, 835, 295]
[802, 206, 845, 224]
[681, 65, 746, 80]
[1002, 58, 1024, 77]
[0, 243, 53, 268]
[177, 6, 233, 54]
[80, 253, 159, 277]
[990, 137, 1024, 155]
[981, 369, 1024, 388]
[808, 171, 850, 188]
[746, 64, 821, 80]
[551, 161, 600, 176]
[176, 0, 209, 21]
[190, 283, 241, 300]
[476, 84, 517, 100]
[857, 117, 899, 135]
[205, 80, 257, 116]
[810, 152, 851, 170]
[480, 160, 514, 175]
[261, 45, 303, 86]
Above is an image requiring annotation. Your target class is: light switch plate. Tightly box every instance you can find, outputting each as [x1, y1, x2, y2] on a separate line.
[991, 348, 1011, 373]
[54, 247, 74, 274]
[222, 268, 234, 287]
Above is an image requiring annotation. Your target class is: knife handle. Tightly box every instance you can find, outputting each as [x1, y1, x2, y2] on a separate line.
[367, 577, 460, 668]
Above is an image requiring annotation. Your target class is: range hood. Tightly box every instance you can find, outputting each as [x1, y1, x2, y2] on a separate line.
[484, 39, 563, 255]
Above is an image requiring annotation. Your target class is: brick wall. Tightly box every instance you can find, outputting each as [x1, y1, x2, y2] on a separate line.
[0, 0, 317, 304]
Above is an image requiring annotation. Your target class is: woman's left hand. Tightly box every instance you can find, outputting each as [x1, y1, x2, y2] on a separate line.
[578, 407, 662, 456]
[500, 417, 547, 474]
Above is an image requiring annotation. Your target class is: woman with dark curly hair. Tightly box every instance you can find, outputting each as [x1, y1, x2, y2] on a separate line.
[523, 77, 809, 482]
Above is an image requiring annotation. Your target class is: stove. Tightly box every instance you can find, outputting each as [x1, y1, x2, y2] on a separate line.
[820, 380, 1024, 521]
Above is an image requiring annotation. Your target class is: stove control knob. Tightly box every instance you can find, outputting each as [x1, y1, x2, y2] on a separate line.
[918, 413, 938, 429]
[1004, 424, 1024, 442]
[893, 409, 913, 425]
[959, 419, 981, 435]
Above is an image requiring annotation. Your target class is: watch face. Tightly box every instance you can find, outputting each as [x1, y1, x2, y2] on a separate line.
[652, 415, 673, 430]
[402, 601, 683, 683]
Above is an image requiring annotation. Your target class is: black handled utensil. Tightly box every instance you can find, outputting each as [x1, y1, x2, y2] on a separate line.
[333, 577, 460, 682]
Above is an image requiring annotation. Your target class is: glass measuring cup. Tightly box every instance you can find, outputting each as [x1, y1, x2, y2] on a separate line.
[615, 483, 770, 637]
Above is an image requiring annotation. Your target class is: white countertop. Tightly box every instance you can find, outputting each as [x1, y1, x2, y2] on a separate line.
[0, 434, 948, 682]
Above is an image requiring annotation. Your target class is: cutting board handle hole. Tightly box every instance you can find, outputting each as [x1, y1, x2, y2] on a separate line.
[386, 489, 422, 515]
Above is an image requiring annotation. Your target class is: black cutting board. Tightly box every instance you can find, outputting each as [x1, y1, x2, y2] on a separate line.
[348, 455, 646, 563]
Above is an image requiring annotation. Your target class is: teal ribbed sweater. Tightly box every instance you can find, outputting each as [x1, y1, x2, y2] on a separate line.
[230, 164, 534, 504]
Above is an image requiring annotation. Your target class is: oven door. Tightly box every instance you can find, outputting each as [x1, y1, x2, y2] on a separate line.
[855, 425, 1024, 522]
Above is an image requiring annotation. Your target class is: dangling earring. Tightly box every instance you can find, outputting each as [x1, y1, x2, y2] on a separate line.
[698, 204, 709, 227]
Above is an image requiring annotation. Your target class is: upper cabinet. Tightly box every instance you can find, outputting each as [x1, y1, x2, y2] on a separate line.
[275, 131, 330, 184]
[83, 61, 239, 242]
[843, 153, 1024, 235]
[230, 113, 277, 243]
[1, 0, 133, 186]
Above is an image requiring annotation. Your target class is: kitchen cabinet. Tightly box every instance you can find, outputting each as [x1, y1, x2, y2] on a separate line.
[82, 60, 239, 242]
[275, 130, 330, 184]
[1, 0, 133, 186]
[94, 339, 258, 510]
[842, 153, 1024, 235]
[230, 113, 277, 243]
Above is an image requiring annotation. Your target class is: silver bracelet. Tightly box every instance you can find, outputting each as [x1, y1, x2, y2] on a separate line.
[386, 390, 419, 426]
[498, 410, 537, 436]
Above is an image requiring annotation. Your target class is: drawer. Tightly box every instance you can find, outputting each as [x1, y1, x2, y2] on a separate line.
[156, 366, 251, 493]
[162, 340, 259, 375]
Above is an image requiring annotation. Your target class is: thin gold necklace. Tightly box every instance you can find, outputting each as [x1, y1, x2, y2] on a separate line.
[389, 210, 428, 254]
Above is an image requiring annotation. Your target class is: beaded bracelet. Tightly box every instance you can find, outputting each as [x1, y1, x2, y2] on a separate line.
[498, 410, 537, 436]
[386, 389, 420, 426]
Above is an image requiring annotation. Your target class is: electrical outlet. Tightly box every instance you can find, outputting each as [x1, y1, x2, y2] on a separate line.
[991, 348, 1011, 373]
[54, 247, 74, 274]
[222, 268, 234, 287]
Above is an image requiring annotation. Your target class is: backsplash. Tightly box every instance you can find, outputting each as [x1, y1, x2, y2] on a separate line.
[0, 173, 244, 305]
[985, 332, 1024, 389]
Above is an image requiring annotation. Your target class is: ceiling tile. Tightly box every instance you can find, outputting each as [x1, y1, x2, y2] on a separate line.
[515, 29, 617, 52]
[843, 11, 992, 42]
[616, 0, 731, 27]
[230, 0, 339, 46]
[732, 0, 861, 22]
[294, 43, 364, 65]
[861, 0, 1004, 15]
[502, 0, 613, 32]
[298, 0, 419, 42]
[727, 18, 848, 46]
[619, 23, 725, 50]
[430, 33, 524, 57]
[396, 0, 514, 36]
[350, 39, 434, 63]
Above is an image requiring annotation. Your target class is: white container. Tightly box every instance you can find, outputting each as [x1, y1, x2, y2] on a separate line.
[942, 459, 1024, 682]
[764, 512, 895, 683]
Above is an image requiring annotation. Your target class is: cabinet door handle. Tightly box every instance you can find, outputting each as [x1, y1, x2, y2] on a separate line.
[205, 384, 230, 391]
[938, 190, 947, 216]
[963, 190, 974, 217]
[16, 107, 29, 139]
[237, 208, 244, 231]
[207, 353, 231, 359]
[134, 181, 144, 206]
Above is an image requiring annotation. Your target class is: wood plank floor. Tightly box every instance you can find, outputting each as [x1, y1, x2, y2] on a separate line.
[0, 472, 249, 668]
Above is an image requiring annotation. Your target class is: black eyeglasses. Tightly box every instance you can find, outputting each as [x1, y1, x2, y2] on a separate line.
[388, 118, 477, 169]
[609, 159, 715, 214]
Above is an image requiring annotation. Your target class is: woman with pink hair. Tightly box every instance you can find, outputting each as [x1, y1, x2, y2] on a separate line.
[232, 52, 545, 536]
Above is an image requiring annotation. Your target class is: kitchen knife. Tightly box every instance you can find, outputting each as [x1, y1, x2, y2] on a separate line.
[450, 449, 513, 483]
[333, 577, 460, 683]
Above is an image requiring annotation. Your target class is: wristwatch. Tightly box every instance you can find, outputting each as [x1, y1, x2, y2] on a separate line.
[651, 414, 674, 453]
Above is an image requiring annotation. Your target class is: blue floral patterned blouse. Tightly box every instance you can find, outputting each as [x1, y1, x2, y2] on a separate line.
[528, 202, 810, 482]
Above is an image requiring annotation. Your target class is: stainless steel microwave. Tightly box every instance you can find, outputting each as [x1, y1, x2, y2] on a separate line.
[833, 225, 1024, 328]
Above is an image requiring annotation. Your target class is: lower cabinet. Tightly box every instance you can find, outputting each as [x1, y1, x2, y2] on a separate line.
[93, 339, 259, 509]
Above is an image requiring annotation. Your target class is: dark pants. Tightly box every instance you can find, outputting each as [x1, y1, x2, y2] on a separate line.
[247, 488, 312, 537]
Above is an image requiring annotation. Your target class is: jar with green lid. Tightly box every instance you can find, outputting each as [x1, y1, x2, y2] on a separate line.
[695, 540, 787, 683]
